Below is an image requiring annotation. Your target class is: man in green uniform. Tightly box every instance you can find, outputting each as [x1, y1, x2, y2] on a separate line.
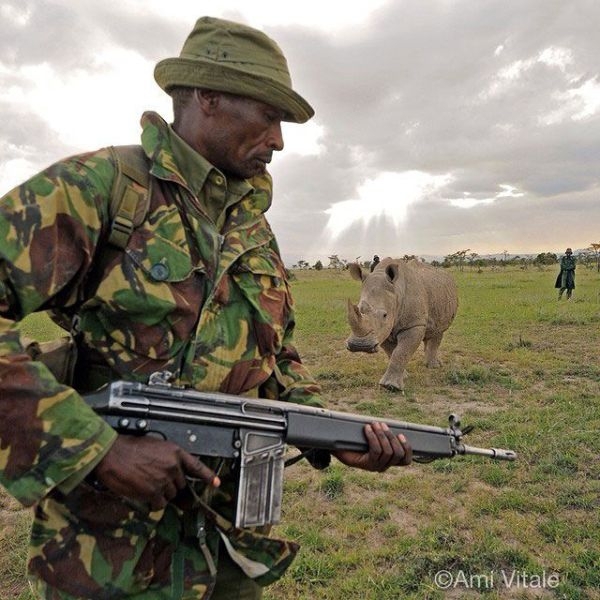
[555, 247, 576, 300]
[0, 16, 411, 600]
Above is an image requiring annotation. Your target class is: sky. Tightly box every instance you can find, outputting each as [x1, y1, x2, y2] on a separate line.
[1, 0, 599, 266]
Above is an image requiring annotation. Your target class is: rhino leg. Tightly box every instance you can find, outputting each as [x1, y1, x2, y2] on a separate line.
[379, 326, 425, 393]
[424, 332, 444, 368]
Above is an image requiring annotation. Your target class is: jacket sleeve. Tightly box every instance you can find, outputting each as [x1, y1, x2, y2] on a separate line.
[273, 315, 323, 407]
[0, 150, 118, 506]
[264, 237, 323, 408]
[268, 252, 331, 469]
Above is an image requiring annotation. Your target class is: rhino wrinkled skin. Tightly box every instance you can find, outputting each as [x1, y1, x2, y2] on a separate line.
[346, 258, 458, 393]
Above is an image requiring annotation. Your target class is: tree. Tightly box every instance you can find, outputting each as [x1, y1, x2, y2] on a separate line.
[468, 252, 479, 269]
[534, 252, 557, 266]
[328, 254, 344, 269]
[589, 243, 600, 272]
[443, 249, 471, 271]
[313, 260, 323, 270]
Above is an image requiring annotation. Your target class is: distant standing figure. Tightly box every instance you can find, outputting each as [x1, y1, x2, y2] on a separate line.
[555, 247, 576, 299]
[370, 255, 380, 272]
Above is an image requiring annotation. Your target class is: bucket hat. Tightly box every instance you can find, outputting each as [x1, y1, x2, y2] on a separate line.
[154, 16, 314, 123]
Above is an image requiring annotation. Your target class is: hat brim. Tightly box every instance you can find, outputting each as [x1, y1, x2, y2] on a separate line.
[154, 57, 314, 124]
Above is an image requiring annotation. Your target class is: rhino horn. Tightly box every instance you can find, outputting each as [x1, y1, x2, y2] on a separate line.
[348, 299, 360, 331]
[347, 299, 369, 335]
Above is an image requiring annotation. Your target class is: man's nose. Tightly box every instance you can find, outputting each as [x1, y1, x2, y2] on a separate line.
[268, 122, 284, 151]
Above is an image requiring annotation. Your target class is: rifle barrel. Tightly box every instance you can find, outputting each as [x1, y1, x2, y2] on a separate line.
[459, 444, 516, 461]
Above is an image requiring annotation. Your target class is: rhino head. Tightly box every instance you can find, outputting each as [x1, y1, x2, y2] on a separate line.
[346, 261, 399, 353]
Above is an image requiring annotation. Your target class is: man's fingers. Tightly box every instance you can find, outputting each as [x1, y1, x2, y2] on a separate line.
[172, 467, 187, 491]
[162, 479, 178, 501]
[398, 434, 413, 466]
[367, 422, 393, 469]
[365, 423, 412, 470]
[95, 436, 221, 510]
[148, 480, 178, 511]
[181, 451, 221, 487]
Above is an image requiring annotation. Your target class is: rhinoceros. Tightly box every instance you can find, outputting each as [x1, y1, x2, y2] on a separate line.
[346, 258, 458, 393]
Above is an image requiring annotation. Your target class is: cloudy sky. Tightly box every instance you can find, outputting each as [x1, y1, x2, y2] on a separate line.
[1, 0, 598, 265]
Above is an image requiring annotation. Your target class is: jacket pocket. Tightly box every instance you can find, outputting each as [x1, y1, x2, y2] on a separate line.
[85, 228, 204, 363]
[229, 249, 291, 356]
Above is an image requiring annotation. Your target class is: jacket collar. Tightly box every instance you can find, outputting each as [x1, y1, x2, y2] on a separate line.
[139, 111, 273, 220]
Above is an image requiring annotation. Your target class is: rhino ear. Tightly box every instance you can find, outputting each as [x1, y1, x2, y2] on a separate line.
[348, 262, 365, 281]
[385, 263, 399, 282]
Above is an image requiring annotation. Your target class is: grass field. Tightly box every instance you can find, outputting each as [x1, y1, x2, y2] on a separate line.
[2, 266, 599, 599]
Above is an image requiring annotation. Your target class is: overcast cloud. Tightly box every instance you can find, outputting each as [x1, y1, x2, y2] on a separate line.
[1, 0, 598, 265]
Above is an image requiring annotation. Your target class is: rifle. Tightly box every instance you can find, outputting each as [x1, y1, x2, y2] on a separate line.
[84, 373, 516, 528]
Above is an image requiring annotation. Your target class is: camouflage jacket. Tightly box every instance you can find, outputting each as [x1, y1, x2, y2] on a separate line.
[0, 112, 321, 598]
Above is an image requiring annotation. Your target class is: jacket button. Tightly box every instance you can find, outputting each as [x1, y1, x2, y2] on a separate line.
[150, 263, 170, 281]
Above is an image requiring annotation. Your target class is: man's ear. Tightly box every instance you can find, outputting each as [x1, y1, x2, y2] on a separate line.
[194, 89, 221, 114]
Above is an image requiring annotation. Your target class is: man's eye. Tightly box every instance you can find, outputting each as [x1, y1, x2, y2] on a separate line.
[264, 110, 284, 125]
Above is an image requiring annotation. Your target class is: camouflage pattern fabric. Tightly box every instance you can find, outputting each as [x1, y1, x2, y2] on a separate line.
[0, 111, 321, 598]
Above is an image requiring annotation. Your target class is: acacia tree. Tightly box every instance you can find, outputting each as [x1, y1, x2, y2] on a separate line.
[328, 254, 344, 269]
[589, 243, 600, 272]
[534, 252, 557, 266]
[443, 249, 471, 271]
[468, 252, 480, 270]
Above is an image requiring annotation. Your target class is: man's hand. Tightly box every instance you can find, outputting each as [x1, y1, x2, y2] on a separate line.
[93, 435, 220, 510]
[333, 422, 412, 471]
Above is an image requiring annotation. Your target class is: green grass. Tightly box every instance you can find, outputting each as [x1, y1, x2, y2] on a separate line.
[2, 266, 600, 599]
[267, 266, 600, 599]
[0, 494, 35, 600]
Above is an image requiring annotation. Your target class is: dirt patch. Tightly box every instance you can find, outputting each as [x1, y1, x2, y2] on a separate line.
[0, 491, 23, 512]
[385, 503, 421, 537]
[411, 391, 506, 417]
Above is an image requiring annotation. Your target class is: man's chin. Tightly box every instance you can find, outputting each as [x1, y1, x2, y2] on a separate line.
[225, 162, 266, 180]
[245, 163, 268, 178]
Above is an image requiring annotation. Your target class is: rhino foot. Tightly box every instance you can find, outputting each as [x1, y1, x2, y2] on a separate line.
[425, 359, 442, 368]
[378, 377, 405, 394]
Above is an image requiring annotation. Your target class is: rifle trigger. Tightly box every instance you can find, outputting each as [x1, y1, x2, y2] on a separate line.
[284, 449, 312, 468]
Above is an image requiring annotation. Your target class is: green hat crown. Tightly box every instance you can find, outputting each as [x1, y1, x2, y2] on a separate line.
[154, 16, 314, 123]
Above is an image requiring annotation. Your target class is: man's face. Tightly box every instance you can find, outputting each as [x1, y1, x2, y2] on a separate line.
[190, 92, 286, 179]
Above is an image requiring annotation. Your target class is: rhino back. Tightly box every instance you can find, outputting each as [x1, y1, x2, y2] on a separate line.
[379, 259, 457, 331]
[414, 263, 458, 331]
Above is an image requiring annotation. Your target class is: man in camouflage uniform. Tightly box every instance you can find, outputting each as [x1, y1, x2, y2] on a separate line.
[0, 16, 412, 599]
